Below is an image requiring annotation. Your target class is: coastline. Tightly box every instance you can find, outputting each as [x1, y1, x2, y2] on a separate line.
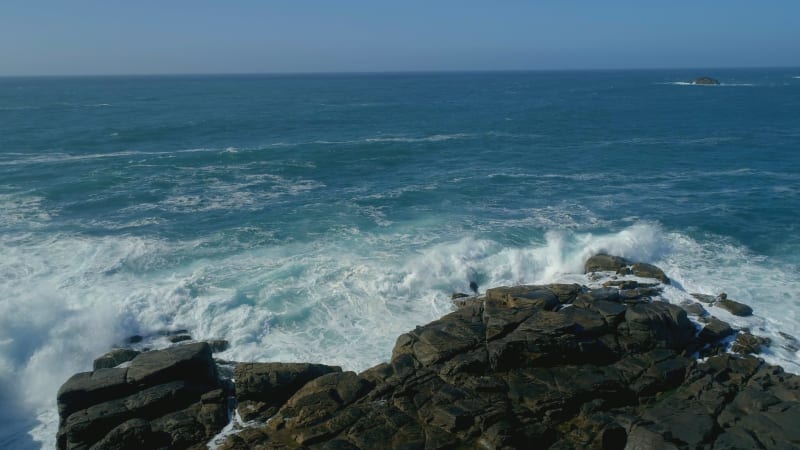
[55, 255, 800, 449]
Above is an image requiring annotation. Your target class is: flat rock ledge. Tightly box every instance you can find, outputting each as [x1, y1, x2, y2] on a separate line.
[57, 342, 230, 449]
[57, 257, 800, 449]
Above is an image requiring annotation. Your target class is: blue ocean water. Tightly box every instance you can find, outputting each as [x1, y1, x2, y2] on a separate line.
[1, 69, 799, 447]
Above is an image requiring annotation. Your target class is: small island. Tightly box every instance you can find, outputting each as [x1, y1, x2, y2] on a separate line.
[691, 76, 721, 85]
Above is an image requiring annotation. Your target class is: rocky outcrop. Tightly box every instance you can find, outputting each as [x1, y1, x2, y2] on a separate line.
[56, 342, 229, 449]
[584, 254, 669, 284]
[210, 280, 798, 450]
[56, 256, 798, 449]
[692, 76, 720, 85]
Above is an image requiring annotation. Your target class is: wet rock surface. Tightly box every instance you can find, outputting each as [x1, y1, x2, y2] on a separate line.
[57, 257, 798, 449]
[57, 342, 229, 449]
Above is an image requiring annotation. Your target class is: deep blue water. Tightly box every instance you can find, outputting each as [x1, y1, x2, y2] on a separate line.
[1, 69, 799, 447]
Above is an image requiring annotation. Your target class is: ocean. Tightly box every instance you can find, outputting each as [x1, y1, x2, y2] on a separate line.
[1, 69, 799, 448]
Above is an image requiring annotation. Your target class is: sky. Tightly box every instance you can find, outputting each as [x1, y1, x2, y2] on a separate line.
[0, 0, 798, 76]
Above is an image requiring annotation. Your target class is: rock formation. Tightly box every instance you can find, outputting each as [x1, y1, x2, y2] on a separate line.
[56, 256, 800, 449]
[57, 342, 230, 449]
[691, 77, 721, 85]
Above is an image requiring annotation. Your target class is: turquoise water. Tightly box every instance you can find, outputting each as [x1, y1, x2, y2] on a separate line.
[1, 70, 799, 447]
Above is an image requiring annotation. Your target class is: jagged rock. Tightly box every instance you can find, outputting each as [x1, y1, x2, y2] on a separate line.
[209, 291, 797, 450]
[679, 300, 707, 316]
[732, 331, 771, 354]
[779, 332, 799, 351]
[206, 339, 230, 353]
[577, 287, 620, 303]
[126, 342, 218, 387]
[485, 285, 560, 310]
[584, 254, 630, 273]
[545, 283, 582, 303]
[235, 362, 341, 421]
[692, 76, 720, 85]
[93, 349, 141, 370]
[690, 293, 716, 304]
[698, 317, 734, 343]
[618, 302, 694, 351]
[619, 286, 662, 301]
[58, 276, 800, 450]
[125, 335, 143, 344]
[58, 368, 133, 418]
[450, 292, 469, 300]
[56, 342, 226, 450]
[161, 328, 190, 336]
[630, 262, 670, 284]
[169, 334, 192, 343]
[717, 298, 754, 316]
[88, 418, 156, 450]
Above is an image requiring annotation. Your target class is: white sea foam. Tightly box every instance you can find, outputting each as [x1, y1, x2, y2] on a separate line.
[3, 219, 799, 448]
[658, 81, 755, 87]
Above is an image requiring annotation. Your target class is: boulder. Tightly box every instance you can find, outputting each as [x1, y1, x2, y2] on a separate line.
[485, 285, 560, 310]
[57, 342, 227, 450]
[732, 331, 771, 354]
[717, 298, 754, 316]
[690, 293, 717, 304]
[630, 262, 670, 284]
[57, 368, 133, 418]
[126, 342, 217, 387]
[680, 301, 707, 316]
[234, 362, 341, 421]
[93, 349, 141, 370]
[698, 317, 735, 343]
[619, 302, 695, 351]
[168, 334, 192, 343]
[584, 254, 630, 273]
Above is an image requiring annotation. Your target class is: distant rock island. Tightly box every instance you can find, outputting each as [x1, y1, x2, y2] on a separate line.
[691, 76, 720, 85]
[56, 254, 800, 449]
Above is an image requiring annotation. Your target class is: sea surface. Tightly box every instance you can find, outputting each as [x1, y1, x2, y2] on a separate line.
[1, 69, 799, 448]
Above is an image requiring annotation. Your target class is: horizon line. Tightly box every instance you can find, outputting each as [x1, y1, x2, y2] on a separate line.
[2, 65, 799, 79]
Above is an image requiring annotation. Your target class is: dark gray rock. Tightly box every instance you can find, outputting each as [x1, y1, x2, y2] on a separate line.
[485, 285, 560, 310]
[698, 317, 735, 343]
[126, 342, 217, 387]
[578, 287, 620, 303]
[125, 335, 143, 344]
[234, 362, 341, 421]
[690, 293, 717, 304]
[58, 275, 800, 450]
[57, 368, 132, 418]
[168, 334, 192, 343]
[57, 342, 227, 450]
[717, 298, 754, 316]
[630, 262, 670, 284]
[679, 300, 707, 316]
[619, 302, 694, 351]
[206, 339, 231, 353]
[93, 349, 141, 371]
[584, 254, 631, 273]
[732, 331, 771, 354]
[88, 418, 156, 450]
[692, 76, 720, 85]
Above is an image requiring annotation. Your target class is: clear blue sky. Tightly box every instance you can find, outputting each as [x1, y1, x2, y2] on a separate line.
[1, 0, 798, 76]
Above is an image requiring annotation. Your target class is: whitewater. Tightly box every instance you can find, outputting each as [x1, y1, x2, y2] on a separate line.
[1, 69, 799, 448]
